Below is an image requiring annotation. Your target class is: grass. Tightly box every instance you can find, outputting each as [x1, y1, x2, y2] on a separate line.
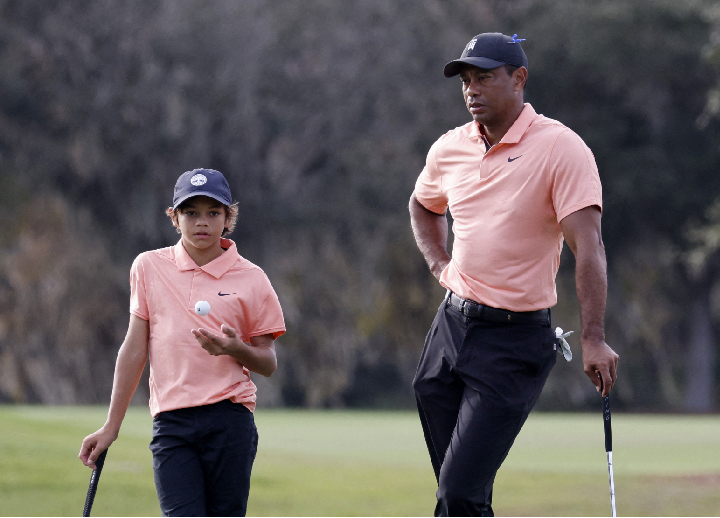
[0, 406, 719, 516]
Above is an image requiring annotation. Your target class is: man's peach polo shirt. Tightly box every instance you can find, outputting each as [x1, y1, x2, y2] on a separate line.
[414, 103, 602, 312]
[130, 238, 285, 416]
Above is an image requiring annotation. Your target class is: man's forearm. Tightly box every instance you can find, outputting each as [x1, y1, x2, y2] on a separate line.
[575, 242, 607, 342]
[409, 194, 451, 279]
[561, 206, 618, 395]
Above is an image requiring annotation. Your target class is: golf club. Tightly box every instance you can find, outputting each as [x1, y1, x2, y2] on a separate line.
[600, 376, 616, 517]
[82, 448, 108, 517]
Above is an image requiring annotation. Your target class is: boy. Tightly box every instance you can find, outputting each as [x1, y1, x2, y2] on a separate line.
[79, 168, 285, 516]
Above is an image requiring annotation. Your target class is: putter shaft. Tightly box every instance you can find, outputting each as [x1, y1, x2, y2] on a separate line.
[607, 451, 616, 517]
[602, 392, 616, 517]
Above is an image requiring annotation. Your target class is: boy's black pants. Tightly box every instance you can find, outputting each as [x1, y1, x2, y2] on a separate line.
[150, 399, 258, 517]
[413, 295, 557, 517]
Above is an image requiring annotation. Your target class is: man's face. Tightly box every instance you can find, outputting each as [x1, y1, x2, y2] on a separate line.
[460, 64, 525, 128]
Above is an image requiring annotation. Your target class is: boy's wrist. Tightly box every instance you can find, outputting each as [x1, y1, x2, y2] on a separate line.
[100, 426, 120, 441]
[101, 418, 122, 437]
[227, 338, 249, 361]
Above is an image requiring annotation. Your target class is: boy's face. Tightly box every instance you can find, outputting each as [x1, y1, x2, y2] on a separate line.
[174, 196, 230, 252]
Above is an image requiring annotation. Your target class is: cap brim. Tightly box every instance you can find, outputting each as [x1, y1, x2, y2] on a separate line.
[173, 192, 232, 210]
[443, 57, 508, 77]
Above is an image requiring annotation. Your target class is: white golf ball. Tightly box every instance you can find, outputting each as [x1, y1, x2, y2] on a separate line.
[194, 300, 211, 316]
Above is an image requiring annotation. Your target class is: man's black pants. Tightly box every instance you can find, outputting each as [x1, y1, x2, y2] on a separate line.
[413, 295, 557, 517]
[149, 399, 258, 517]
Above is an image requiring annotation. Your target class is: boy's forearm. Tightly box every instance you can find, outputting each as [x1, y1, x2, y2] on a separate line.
[105, 316, 149, 432]
[229, 340, 277, 377]
[193, 327, 277, 376]
[105, 346, 148, 431]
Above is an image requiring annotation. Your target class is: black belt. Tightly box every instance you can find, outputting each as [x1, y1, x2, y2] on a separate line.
[447, 292, 549, 324]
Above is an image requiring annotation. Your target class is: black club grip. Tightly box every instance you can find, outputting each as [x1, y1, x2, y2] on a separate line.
[82, 448, 108, 517]
[603, 395, 612, 452]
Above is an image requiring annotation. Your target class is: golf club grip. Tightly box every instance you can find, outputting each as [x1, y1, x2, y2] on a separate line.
[603, 395, 612, 452]
[82, 448, 108, 517]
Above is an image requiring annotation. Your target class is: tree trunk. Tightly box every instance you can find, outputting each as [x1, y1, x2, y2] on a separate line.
[685, 281, 717, 412]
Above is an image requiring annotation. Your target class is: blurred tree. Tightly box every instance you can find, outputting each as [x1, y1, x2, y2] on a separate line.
[683, 199, 720, 411]
[0, 0, 719, 411]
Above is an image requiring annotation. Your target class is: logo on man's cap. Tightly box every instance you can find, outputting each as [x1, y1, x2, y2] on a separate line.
[444, 32, 529, 78]
[190, 174, 207, 186]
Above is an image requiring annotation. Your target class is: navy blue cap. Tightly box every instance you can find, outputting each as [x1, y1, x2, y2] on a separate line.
[172, 168, 232, 209]
[444, 33, 528, 77]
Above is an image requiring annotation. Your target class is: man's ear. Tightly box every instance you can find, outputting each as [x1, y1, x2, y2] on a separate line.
[513, 66, 528, 92]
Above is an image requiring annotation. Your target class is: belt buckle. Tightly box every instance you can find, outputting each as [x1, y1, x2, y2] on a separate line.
[459, 298, 467, 315]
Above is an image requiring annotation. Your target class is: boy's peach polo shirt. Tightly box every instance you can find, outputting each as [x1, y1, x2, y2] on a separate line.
[414, 103, 602, 312]
[130, 238, 285, 417]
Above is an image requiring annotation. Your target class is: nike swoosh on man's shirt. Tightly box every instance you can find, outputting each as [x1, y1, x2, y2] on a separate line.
[508, 155, 523, 162]
[218, 292, 231, 296]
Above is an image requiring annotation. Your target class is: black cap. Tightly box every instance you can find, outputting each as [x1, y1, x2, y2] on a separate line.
[444, 33, 528, 78]
[172, 168, 232, 209]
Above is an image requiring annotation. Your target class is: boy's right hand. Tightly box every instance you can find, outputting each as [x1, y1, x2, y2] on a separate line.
[79, 427, 118, 470]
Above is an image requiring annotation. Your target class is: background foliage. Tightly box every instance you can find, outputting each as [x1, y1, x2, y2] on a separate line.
[1, 0, 720, 411]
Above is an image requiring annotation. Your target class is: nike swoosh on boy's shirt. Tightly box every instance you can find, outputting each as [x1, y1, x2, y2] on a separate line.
[218, 292, 231, 296]
[508, 155, 523, 162]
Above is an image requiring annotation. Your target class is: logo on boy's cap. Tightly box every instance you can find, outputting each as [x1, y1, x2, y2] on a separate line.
[173, 168, 233, 209]
[190, 173, 207, 186]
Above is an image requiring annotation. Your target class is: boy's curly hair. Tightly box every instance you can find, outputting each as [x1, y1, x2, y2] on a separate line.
[166, 201, 239, 237]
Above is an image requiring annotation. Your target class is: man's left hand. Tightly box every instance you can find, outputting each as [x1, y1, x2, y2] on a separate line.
[581, 337, 619, 397]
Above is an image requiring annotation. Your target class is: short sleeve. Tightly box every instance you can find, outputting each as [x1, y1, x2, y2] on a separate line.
[129, 255, 150, 320]
[249, 278, 286, 340]
[413, 141, 448, 214]
[549, 130, 603, 222]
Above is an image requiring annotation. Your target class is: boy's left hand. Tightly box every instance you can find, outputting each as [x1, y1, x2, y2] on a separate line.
[192, 326, 278, 376]
[192, 324, 241, 356]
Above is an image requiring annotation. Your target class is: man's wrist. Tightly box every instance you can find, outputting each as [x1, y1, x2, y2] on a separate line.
[581, 333, 606, 346]
[431, 258, 450, 279]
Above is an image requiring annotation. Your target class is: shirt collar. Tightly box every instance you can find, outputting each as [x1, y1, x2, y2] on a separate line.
[174, 238, 240, 279]
[499, 103, 537, 144]
[468, 103, 537, 144]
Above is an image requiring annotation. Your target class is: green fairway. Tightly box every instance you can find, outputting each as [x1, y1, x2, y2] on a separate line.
[0, 407, 718, 516]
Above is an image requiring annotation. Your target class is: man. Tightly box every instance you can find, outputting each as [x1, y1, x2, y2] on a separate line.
[409, 32, 619, 516]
